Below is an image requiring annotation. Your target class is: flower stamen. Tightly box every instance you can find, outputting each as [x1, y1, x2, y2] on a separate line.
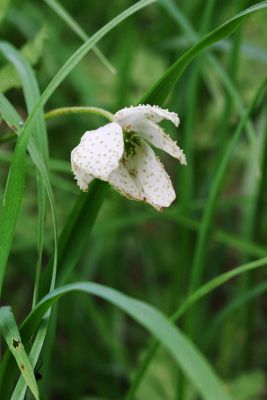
[123, 130, 141, 158]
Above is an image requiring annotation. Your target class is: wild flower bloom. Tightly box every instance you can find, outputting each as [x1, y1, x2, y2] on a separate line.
[71, 105, 186, 210]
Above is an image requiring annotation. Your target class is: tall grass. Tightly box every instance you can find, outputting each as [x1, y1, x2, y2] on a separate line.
[0, 0, 267, 399]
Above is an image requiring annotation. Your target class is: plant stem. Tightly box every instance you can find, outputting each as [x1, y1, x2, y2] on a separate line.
[45, 106, 113, 122]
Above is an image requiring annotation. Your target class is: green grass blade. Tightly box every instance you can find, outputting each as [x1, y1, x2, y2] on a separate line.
[0, 0, 155, 296]
[184, 77, 267, 346]
[0, 42, 48, 156]
[0, 307, 39, 400]
[0, 27, 47, 93]
[168, 0, 216, 315]
[176, 257, 267, 320]
[43, 0, 116, 75]
[207, 281, 267, 344]
[20, 283, 232, 400]
[0, 94, 58, 296]
[188, 77, 267, 295]
[11, 318, 48, 400]
[126, 256, 267, 398]
[30, 0, 154, 113]
[160, 0, 261, 176]
[0, 42, 50, 307]
[0, 92, 58, 398]
[0, 93, 22, 130]
[237, 108, 267, 366]
[141, 1, 267, 105]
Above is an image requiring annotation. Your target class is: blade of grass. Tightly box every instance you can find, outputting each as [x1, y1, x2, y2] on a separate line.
[163, 36, 267, 64]
[11, 318, 48, 400]
[206, 281, 267, 346]
[0, 43, 48, 157]
[0, 92, 57, 399]
[0, 93, 58, 297]
[170, 0, 216, 311]
[20, 283, 232, 400]
[0, 27, 47, 94]
[186, 77, 267, 338]
[174, 2, 232, 396]
[125, 255, 267, 399]
[160, 0, 263, 177]
[0, 42, 50, 308]
[43, 0, 116, 75]
[141, 1, 267, 105]
[0, 307, 39, 400]
[237, 109, 267, 368]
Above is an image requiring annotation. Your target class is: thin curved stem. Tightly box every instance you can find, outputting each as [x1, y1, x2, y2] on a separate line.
[0, 107, 113, 145]
[45, 106, 113, 122]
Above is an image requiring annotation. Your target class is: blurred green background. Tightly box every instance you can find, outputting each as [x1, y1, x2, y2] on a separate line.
[1, 0, 267, 398]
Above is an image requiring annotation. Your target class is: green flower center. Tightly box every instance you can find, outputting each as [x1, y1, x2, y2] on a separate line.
[123, 130, 140, 157]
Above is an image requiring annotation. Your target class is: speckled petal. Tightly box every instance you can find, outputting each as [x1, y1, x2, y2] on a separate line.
[71, 159, 94, 191]
[114, 105, 179, 130]
[108, 164, 142, 201]
[124, 140, 176, 210]
[135, 120, 186, 164]
[71, 122, 124, 188]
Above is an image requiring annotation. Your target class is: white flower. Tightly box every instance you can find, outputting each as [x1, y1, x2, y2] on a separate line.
[71, 105, 186, 211]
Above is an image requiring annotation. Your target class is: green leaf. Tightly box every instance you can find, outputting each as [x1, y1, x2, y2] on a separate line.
[160, 0, 262, 177]
[207, 281, 267, 341]
[20, 282, 232, 400]
[0, 42, 51, 305]
[188, 76, 267, 294]
[174, 257, 267, 320]
[0, 26, 47, 93]
[141, 1, 267, 105]
[0, 41, 58, 299]
[43, 0, 116, 74]
[125, 256, 267, 400]
[11, 319, 48, 400]
[0, 307, 39, 400]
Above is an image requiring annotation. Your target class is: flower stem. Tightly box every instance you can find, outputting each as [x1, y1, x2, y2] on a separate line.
[45, 106, 113, 122]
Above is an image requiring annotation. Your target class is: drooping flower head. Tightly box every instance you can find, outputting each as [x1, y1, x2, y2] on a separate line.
[71, 105, 186, 211]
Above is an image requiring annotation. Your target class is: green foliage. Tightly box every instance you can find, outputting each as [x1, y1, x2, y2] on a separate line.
[141, 1, 267, 105]
[0, 26, 47, 93]
[0, 307, 39, 400]
[43, 0, 116, 74]
[230, 370, 266, 400]
[0, 0, 10, 25]
[0, 0, 267, 399]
